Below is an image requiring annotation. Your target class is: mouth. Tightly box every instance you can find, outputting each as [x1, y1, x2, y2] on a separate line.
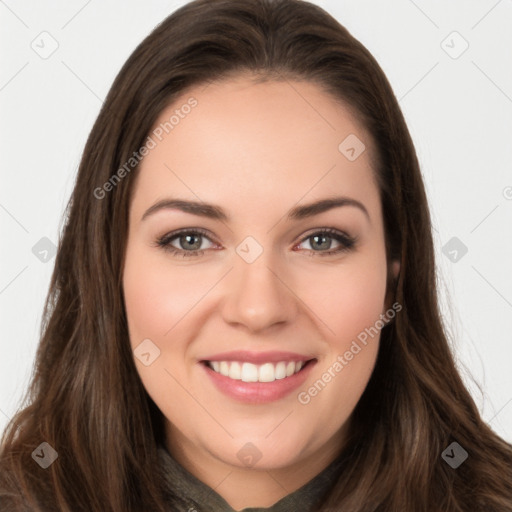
[199, 356, 317, 404]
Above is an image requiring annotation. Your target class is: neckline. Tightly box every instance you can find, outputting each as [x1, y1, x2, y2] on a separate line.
[157, 444, 347, 511]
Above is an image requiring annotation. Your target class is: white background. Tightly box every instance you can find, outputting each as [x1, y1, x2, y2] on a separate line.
[1, 0, 511, 442]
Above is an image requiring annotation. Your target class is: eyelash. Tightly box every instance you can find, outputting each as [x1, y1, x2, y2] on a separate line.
[155, 227, 357, 258]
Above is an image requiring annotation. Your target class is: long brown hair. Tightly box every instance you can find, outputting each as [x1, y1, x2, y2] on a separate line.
[1, 0, 511, 510]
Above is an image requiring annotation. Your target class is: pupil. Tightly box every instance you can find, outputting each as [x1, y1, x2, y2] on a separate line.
[182, 234, 201, 250]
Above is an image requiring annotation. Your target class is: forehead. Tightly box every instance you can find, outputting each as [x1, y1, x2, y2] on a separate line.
[131, 76, 380, 223]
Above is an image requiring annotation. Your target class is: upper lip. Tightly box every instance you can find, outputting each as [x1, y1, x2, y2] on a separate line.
[200, 350, 316, 364]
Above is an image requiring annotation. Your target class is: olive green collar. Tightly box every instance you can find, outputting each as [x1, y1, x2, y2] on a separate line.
[157, 444, 346, 511]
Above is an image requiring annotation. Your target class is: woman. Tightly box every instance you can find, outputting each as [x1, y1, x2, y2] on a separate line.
[1, 0, 511, 510]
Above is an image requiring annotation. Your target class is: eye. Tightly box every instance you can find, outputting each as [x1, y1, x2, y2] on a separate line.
[294, 228, 356, 256]
[155, 228, 217, 258]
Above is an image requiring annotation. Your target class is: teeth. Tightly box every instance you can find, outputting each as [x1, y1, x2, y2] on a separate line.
[208, 360, 306, 382]
[229, 361, 241, 380]
[241, 362, 259, 382]
[220, 361, 229, 377]
[275, 362, 286, 379]
[258, 363, 274, 383]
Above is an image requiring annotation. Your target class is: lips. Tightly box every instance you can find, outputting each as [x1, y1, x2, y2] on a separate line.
[199, 350, 317, 403]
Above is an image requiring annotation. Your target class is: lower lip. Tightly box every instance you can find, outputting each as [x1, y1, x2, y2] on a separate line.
[200, 360, 317, 404]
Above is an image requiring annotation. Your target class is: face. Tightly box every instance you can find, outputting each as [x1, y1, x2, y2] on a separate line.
[123, 75, 399, 472]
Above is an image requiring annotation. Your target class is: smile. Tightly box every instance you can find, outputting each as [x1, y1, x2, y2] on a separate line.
[206, 360, 308, 383]
[200, 358, 317, 404]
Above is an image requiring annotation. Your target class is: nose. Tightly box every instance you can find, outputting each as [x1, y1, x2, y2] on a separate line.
[220, 250, 299, 334]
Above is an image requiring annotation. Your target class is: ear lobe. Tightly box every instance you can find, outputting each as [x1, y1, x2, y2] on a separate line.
[391, 260, 400, 280]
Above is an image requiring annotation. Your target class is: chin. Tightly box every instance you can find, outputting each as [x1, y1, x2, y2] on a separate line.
[208, 431, 314, 471]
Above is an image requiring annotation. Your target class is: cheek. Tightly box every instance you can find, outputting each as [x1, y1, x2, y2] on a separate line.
[298, 254, 388, 345]
[123, 247, 207, 346]
[122, 246, 200, 415]
[294, 253, 387, 422]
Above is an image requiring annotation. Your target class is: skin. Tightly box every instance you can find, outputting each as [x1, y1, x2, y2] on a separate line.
[123, 75, 400, 510]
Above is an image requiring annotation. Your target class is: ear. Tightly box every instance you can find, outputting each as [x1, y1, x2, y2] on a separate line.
[384, 259, 401, 312]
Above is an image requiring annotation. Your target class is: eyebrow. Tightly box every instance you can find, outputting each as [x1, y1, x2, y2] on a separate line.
[141, 196, 370, 223]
